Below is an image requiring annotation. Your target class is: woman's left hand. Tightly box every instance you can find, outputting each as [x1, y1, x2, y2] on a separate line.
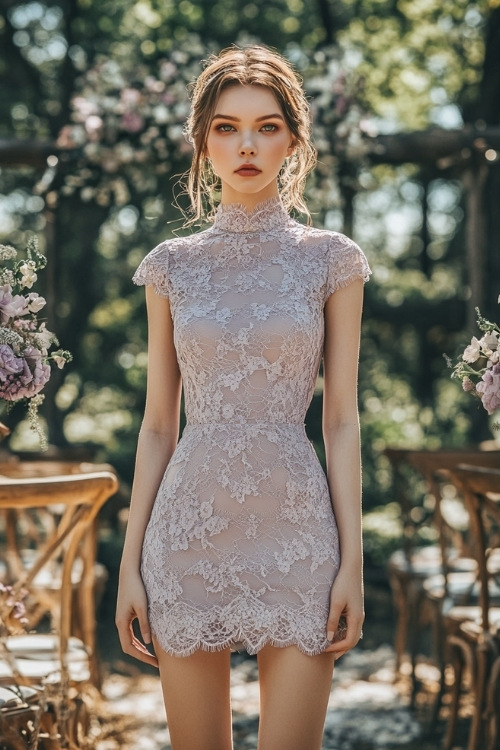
[323, 568, 364, 658]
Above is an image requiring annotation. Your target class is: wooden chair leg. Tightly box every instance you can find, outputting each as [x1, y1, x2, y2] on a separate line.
[485, 655, 500, 750]
[467, 642, 489, 750]
[443, 636, 474, 750]
[407, 587, 422, 702]
[390, 574, 410, 676]
[426, 603, 447, 731]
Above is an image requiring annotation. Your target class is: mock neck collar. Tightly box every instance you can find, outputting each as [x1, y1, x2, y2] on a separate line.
[212, 197, 291, 233]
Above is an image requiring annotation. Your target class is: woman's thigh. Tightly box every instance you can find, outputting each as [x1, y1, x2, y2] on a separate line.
[154, 640, 233, 750]
[256, 645, 335, 750]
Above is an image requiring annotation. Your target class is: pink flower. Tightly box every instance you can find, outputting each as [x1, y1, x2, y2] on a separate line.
[121, 111, 145, 133]
[73, 96, 98, 118]
[121, 87, 142, 107]
[476, 363, 500, 415]
[462, 376, 475, 392]
[85, 115, 104, 137]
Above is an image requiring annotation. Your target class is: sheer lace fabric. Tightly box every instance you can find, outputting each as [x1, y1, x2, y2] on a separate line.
[133, 197, 371, 656]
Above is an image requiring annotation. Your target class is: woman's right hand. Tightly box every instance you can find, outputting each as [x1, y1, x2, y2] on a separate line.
[115, 568, 159, 668]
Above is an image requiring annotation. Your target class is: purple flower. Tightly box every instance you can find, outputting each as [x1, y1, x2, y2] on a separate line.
[476, 363, 500, 415]
[0, 285, 28, 323]
[0, 344, 24, 377]
[0, 345, 51, 401]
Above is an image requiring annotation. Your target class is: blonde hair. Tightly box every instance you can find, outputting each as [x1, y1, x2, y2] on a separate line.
[184, 45, 316, 223]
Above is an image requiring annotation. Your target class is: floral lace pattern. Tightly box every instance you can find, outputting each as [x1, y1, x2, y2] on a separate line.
[133, 197, 371, 656]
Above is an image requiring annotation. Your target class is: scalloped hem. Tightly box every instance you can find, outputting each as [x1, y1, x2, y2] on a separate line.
[151, 633, 334, 658]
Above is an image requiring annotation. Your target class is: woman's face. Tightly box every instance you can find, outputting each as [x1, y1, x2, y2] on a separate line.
[205, 84, 294, 208]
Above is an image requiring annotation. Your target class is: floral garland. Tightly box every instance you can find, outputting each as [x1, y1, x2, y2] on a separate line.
[0, 238, 72, 446]
[448, 299, 500, 416]
[56, 38, 206, 207]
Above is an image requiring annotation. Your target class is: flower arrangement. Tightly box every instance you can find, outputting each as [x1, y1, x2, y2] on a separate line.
[448, 300, 500, 416]
[0, 237, 72, 445]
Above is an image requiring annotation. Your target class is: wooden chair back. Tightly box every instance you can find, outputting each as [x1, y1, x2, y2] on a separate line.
[385, 447, 500, 563]
[0, 469, 118, 687]
[449, 465, 500, 632]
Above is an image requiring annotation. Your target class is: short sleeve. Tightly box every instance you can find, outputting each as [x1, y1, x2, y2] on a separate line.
[326, 233, 371, 299]
[132, 240, 170, 299]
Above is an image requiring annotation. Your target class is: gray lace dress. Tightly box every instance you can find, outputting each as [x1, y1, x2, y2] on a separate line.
[133, 197, 371, 656]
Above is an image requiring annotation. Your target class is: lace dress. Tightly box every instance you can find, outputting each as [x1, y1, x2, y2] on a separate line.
[133, 197, 371, 656]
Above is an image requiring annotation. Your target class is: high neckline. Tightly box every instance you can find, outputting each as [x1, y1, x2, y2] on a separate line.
[212, 197, 291, 233]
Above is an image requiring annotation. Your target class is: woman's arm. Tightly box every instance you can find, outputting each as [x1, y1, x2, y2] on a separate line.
[115, 285, 182, 666]
[321, 278, 365, 657]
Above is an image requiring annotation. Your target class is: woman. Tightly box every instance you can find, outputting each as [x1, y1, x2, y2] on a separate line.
[116, 44, 370, 750]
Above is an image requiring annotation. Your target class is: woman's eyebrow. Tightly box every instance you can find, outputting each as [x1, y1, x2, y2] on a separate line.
[211, 113, 285, 122]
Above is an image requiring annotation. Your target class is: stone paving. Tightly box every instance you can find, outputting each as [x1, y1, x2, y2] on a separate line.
[94, 644, 446, 750]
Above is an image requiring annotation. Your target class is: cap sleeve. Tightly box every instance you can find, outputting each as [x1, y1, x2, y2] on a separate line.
[326, 233, 371, 299]
[132, 240, 170, 299]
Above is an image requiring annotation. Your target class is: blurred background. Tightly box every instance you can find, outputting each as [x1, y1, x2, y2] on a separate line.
[1, 0, 500, 672]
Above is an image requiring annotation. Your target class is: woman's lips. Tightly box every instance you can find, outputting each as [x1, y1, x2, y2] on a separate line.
[235, 166, 261, 177]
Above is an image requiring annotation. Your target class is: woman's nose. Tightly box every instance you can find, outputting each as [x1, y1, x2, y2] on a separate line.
[239, 134, 256, 156]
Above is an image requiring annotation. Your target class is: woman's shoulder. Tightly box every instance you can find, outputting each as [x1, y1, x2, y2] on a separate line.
[297, 223, 362, 253]
[132, 228, 213, 294]
[146, 227, 213, 259]
[291, 223, 371, 295]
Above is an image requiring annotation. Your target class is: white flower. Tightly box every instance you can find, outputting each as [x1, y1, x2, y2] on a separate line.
[481, 331, 500, 351]
[462, 336, 481, 363]
[34, 323, 54, 352]
[0, 245, 17, 261]
[26, 293, 46, 313]
[19, 262, 38, 289]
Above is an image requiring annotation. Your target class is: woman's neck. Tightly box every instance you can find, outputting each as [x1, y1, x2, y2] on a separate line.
[219, 183, 280, 211]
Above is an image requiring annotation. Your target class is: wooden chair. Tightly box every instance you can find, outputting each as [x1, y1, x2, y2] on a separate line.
[0, 468, 118, 748]
[384, 447, 500, 699]
[0, 684, 44, 750]
[442, 465, 500, 750]
[0, 460, 116, 678]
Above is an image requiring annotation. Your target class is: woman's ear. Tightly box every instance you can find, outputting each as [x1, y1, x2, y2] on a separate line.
[286, 140, 296, 157]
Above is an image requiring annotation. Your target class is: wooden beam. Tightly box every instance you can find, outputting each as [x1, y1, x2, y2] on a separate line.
[0, 140, 62, 169]
[364, 126, 500, 166]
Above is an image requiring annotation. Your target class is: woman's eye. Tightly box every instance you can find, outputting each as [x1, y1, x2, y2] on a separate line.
[216, 124, 235, 132]
[261, 123, 278, 132]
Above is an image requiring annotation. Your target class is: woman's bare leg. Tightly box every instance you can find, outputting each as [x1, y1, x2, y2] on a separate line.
[256, 645, 335, 750]
[154, 641, 233, 750]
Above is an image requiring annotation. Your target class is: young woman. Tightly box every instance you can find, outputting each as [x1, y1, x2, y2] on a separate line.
[116, 44, 370, 750]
